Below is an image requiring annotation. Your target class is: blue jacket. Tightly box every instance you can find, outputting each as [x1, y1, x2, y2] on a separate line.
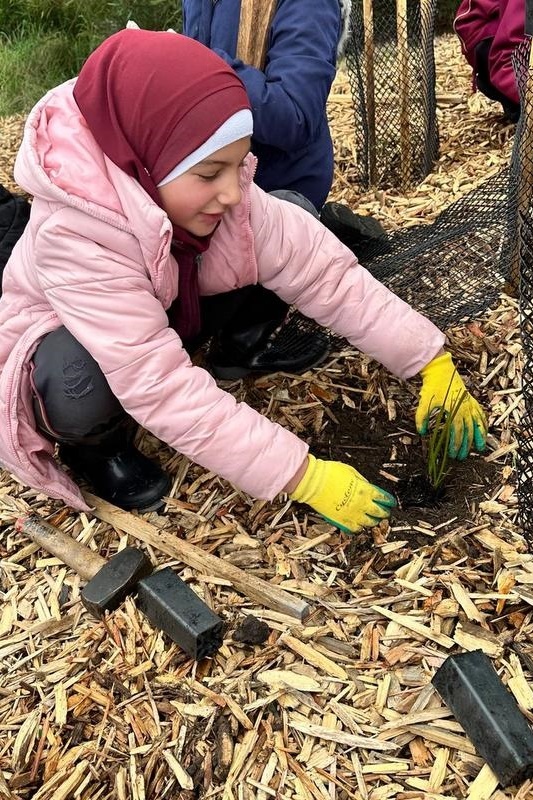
[182, 0, 347, 210]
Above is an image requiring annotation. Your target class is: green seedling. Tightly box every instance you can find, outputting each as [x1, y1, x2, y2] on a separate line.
[426, 376, 468, 492]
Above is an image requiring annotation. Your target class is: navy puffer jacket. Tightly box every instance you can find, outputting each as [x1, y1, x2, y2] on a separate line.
[182, 0, 349, 210]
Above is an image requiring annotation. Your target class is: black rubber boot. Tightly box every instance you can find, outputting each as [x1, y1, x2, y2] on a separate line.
[475, 38, 520, 124]
[320, 201, 389, 257]
[208, 312, 330, 379]
[57, 421, 171, 512]
[31, 327, 171, 512]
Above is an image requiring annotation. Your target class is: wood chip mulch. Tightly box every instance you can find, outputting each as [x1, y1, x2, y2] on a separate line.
[0, 34, 531, 800]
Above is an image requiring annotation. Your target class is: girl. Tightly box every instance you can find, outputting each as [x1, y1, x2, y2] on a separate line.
[0, 29, 486, 532]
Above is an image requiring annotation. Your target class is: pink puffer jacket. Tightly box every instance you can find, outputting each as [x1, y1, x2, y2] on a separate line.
[0, 79, 445, 511]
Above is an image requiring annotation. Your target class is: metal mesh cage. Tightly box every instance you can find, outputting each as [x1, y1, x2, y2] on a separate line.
[511, 40, 533, 536]
[346, 0, 439, 189]
[351, 40, 533, 533]
[356, 165, 513, 329]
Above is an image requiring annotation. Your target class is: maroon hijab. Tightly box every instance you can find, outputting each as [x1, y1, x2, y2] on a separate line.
[73, 29, 251, 341]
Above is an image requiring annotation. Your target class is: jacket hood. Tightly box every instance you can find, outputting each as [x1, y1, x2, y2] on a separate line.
[14, 79, 174, 268]
[16, 80, 121, 214]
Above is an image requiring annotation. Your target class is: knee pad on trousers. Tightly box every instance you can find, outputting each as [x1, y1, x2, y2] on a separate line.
[32, 326, 126, 441]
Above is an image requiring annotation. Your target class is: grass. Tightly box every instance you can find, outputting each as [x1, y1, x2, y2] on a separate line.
[0, 1, 182, 115]
[0, 28, 93, 116]
[426, 381, 468, 491]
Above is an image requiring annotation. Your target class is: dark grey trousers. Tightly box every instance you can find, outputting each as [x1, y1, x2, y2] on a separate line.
[32, 326, 125, 442]
[31, 283, 284, 442]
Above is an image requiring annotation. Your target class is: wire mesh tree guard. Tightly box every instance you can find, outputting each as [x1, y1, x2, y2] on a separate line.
[511, 40, 533, 537]
[352, 38, 533, 536]
[346, 0, 439, 190]
[356, 168, 512, 330]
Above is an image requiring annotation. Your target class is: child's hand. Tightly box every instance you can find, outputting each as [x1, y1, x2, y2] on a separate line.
[289, 454, 396, 533]
[415, 351, 487, 460]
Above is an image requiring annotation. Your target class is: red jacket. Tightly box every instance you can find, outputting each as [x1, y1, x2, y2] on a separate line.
[454, 0, 525, 105]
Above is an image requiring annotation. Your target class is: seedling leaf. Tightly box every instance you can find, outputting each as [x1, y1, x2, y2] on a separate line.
[426, 373, 468, 491]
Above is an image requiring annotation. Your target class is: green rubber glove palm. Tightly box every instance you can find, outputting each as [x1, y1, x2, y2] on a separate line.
[415, 352, 487, 460]
[289, 454, 396, 533]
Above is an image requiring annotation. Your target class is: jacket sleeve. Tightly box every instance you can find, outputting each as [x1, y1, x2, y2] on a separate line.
[209, 0, 339, 151]
[249, 187, 446, 379]
[33, 210, 308, 501]
[454, 0, 502, 66]
[488, 0, 524, 105]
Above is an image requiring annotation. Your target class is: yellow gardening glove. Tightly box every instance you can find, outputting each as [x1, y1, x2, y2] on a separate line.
[289, 454, 396, 533]
[415, 351, 487, 460]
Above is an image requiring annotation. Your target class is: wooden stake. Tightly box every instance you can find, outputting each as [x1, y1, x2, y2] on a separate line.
[362, 0, 377, 185]
[508, 40, 533, 295]
[396, 0, 411, 188]
[419, 0, 437, 175]
[82, 492, 311, 621]
[236, 0, 278, 70]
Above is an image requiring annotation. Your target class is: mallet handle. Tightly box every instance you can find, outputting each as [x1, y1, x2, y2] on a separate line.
[83, 492, 311, 621]
[16, 514, 106, 581]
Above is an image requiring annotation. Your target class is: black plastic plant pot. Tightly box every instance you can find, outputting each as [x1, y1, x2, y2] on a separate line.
[397, 472, 446, 509]
[432, 650, 533, 787]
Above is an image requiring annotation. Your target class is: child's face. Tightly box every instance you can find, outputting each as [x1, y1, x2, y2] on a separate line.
[158, 137, 251, 236]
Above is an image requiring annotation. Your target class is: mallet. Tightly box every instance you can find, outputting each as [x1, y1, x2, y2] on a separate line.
[16, 514, 223, 660]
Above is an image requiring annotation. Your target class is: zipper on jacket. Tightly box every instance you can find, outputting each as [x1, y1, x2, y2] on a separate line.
[453, 0, 472, 47]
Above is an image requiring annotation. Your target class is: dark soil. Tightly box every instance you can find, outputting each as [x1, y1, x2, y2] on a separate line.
[233, 615, 270, 645]
[311, 399, 502, 546]
[397, 472, 447, 509]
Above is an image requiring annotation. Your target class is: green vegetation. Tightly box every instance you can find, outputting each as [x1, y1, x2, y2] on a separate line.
[0, 0, 182, 115]
[435, 0, 459, 34]
[0, 0, 457, 116]
[426, 380, 468, 491]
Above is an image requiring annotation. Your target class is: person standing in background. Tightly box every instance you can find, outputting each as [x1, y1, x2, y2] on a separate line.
[182, 0, 351, 211]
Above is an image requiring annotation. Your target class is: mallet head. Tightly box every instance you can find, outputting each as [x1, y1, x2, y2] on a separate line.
[81, 546, 153, 617]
